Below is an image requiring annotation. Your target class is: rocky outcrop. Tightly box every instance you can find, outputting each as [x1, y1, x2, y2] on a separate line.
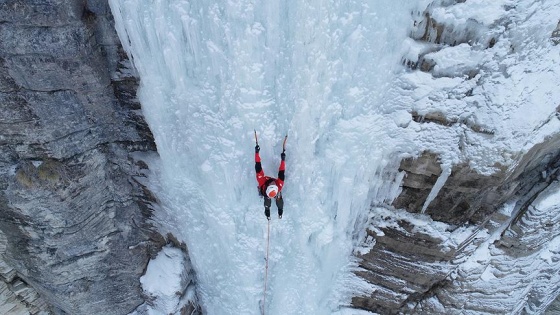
[0, 242, 51, 315]
[392, 151, 506, 224]
[352, 216, 460, 313]
[0, 1, 170, 314]
[133, 238, 201, 315]
[403, 0, 500, 75]
[354, 135, 560, 314]
[351, 0, 560, 313]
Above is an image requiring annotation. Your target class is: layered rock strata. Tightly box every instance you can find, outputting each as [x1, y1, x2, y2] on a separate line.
[0, 1, 175, 314]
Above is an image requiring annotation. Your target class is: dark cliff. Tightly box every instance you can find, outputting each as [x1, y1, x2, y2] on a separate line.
[0, 1, 165, 314]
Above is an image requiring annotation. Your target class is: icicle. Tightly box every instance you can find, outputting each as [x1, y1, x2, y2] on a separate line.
[421, 163, 452, 214]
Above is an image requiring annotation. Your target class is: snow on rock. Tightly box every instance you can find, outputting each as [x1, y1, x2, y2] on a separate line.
[424, 43, 487, 78]
[354, 0, 560, 313]
[534, 182, 560, 211]
[430, 0, 510, 26]
[418, 180, 560, 314]
[141, 247, 184, 311]
[132, 245, 197, 315]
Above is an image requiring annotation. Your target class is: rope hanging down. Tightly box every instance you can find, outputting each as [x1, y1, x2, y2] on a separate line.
[262, 219, 271, 314]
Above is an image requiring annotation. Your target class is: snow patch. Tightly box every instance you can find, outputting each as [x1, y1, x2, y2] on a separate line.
[430, 0, 509, 26]
[392, 110, 412, 128]
[426, 43, 487, 77]
[138, 246, 189, 315]
[533, 181, 560, 211]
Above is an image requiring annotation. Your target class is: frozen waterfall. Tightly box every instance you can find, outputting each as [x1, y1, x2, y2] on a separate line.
[109, 1, 426, 314]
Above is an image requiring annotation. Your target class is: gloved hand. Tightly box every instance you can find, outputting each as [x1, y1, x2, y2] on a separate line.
[255, 144, 260, 153]
[281, 152, 286, 161]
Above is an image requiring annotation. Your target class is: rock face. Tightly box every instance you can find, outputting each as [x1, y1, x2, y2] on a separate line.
[353, 137, 560, 314]
[351, 0, 560, 314]
[0, 1, 168, 314]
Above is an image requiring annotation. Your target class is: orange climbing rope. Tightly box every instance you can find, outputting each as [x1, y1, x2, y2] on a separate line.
[262, 219, 271, 315]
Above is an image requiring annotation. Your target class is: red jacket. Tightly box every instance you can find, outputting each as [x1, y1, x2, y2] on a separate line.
[255, 152, 285, 196]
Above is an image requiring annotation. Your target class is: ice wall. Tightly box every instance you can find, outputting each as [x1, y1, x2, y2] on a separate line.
[109, 0, 424, 314]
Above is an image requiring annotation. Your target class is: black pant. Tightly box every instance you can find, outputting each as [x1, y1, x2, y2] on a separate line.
[264, 193, 283, 218]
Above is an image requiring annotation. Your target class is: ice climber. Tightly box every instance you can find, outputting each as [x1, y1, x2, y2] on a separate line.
[255, 144, 285, 220]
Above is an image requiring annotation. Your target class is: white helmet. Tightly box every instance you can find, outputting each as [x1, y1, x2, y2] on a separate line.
[266, 184, 279, 198]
